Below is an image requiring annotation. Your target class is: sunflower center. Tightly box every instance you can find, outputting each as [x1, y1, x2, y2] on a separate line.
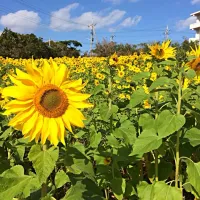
[156, 49, 164, 57]
[41, 90, 62, 111]
[196, 62, 200, 71]
[34, 84, 68, 118]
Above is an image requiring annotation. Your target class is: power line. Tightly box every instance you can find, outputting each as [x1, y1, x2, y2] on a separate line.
[0, 5, 49, 29]
[12, 0, 88, 28]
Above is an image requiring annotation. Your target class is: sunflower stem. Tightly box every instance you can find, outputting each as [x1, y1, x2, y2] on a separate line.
[154, 91, 159, 182]
[175, 71, 182, 190]
[41, 144, 47, 198]
[108, 70, 113, 133]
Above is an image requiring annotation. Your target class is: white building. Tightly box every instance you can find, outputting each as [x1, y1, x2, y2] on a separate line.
[189, 11, 200, 43]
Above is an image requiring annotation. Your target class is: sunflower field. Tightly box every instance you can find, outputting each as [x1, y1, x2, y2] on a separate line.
[0, 41, 200, 200]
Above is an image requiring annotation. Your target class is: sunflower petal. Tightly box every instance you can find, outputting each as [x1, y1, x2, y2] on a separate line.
[56, 117, 66, 145]
[48, 118, 59, 146]
[41, 117, 50, 144]
[55, 64, 69, 86]
[30, 114, 43, 141]
[64, 105, 85, 128]
[69, 100, 93, 108]
[22, 111, 38, 135]
[3, 86, 36, 100]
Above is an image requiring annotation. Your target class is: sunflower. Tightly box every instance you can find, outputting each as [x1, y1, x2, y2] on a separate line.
[187, 45, 200, 57]
[149, 40, 176, 60]
[2, 60, 93, 146]
[118, 70, 125, 78]
[187, 57, 200, 75]
[0, 87, 8, 108]
[109, 52, 118, 66]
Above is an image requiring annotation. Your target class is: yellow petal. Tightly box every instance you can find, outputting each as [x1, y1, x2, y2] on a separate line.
[55, 117, 66, 145]
[63, 105, 85, 128]
[9, 106, 35, 127]
[16, 68, 37, 86]
[54, 64, 69, 86]
[67, 92, 91, 102]
[62, 113, 72, 132]
[41, 60, 53, 84]
[48, 118, 59, 146]
[61, 79, 82, 90]
[4, 99, 33, 109]
[3, 86, 36, 100]
[9, 75, 22, 86]
[29, 114, 43, 141]
[69, 100, 93, 108]
[41, 117, 50, 144]
[25, 60, 41, 77]
[22, 111, 38, 135]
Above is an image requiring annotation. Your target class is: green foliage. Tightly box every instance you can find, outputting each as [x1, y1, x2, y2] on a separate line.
[28, 145, 59, 184]
[0, 39, 200, 199]
[156, 110, 185, 138]
[0, 165, 40, 200]
[137, 181, 182, 200]
[0, 28, 82, 58]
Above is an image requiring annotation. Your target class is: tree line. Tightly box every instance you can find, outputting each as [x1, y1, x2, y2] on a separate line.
[0, 28, 82, 58]
[0, 28, 198, 59]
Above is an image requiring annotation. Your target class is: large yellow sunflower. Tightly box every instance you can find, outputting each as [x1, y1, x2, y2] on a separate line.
[187, 57, 200, 75]
[148, 40, 176, 60]
[2, 60, 93, 146]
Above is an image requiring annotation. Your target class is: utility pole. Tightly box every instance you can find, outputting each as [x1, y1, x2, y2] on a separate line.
[164, 25, 170, 40]
[88, 23, 97, 56]
[110, 35, 115, 42]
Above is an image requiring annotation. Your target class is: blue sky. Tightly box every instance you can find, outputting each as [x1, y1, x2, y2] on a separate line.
[0, 0, 200, 53]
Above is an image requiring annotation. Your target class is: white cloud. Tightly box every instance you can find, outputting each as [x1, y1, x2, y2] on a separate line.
[103, 0, 122, 4]
[120, 16, 142, 27]
[50, 3, 126, 31]
[176, 16, 196, 30]
[0, 31, 2, 35]
[0, 10, 40, 33]
[191, 0, 200, 4]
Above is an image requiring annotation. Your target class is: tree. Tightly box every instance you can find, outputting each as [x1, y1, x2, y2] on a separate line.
[0, 28, 82, 58]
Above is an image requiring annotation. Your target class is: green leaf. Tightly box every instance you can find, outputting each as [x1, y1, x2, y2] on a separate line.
[129, 88, 148, 108]
[185, 69, 196, 79]
[114, 120, 136, 145]
[64, 146, 94, 178]
[186, 159, 200, 197]
[99, 103, 118, 121]
[89, 125, 101, 148]
[159, 60, 176, 65]
[137, 181, 182, 200]
[55, 170, 70, 189]
[15, 145, 25, 161]
[92, 84, 105, 95]
[130, 128, 162, 156]
[184, 128, 200, 147]
[132, 72, 150, 82]
[139, 113, 155, 130]
[156, 110, 185, 139]
[149, 77, 171, 91]
[137, 181, 153, 200]
[0, 165, 38, 200]
[0, 127, 13, 139]
[28, 144, 59, 184]
[111, 178, 126, 200]
[62, 179, 103, 200]
[106, 135, 119, 147]
[152, 182, 182, 200]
